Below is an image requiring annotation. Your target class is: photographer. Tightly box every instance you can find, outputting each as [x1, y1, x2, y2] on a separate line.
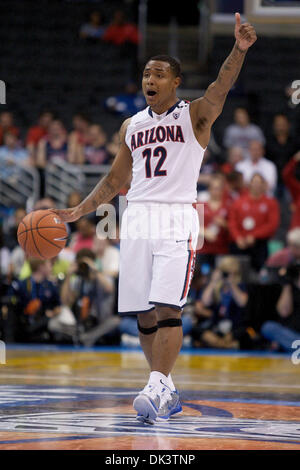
[196, 256, 248, 349]
[60, 248, 118, 345]
[261, 262, 300, 351]
[9, 258, 61, 343]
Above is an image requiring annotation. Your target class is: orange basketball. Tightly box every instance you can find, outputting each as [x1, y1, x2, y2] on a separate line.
[17, 209, 68, 259]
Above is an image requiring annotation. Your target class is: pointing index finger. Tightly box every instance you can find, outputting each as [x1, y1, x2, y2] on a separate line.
[235, 12, 241, 27]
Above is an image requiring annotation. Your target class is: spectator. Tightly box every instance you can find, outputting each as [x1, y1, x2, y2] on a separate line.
[236, 140, 277, 195]
[266, 114, 299, 183]
[220, 146, 244, 175]
[225, 170, 247, 203]
[223, 107, 265, 151]
[282, 152, 300, 229]
[198, 175, 230, 267]
[103, 10, 140, 46]
[228, 173, 280, 271]
[83, 124, 111, 165]
[68, 112, 91, 164]
[3, 206, 26, 251]
[261, 262, 300, 352]
[0, 132, 32, 180]
[0, 111, 19, 146]
[36, 120, 71, 167]
[9, 258, 61, 342]
[105, 82, 146, 118]
[70, 217, 96, 253]
[26, 110, 54, 157]
[93, 237, 119, 279]
[266, 228, 300, 268]
[195, 256, 248, 349]
[60, 248, 117, 346]
[79, 11, 105, 40]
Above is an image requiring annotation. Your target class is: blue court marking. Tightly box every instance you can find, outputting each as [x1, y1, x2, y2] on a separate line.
[5, 343, 291, 359]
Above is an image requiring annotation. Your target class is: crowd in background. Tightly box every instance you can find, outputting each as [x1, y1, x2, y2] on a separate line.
[0, 99, 300, 353]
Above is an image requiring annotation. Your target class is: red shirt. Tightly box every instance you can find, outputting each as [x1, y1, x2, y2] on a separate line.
[228, 193, 280, 241]
[201, 200, 230, 254]
[103, 24, 140, 45]
[26, 126, 48, 145]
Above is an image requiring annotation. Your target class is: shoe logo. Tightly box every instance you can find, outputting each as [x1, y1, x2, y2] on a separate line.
[160, 379, 171, 390]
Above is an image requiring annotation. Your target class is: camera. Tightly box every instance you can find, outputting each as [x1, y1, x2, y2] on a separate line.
[284, 262, 300, 284]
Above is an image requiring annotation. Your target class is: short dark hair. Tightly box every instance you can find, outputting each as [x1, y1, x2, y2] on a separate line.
[147, 55, 182, 78]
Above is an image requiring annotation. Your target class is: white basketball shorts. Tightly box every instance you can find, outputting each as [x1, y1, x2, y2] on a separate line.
[118, 202, 199, 315]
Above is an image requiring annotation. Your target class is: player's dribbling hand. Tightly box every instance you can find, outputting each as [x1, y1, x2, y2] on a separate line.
[234, 12, 257, 51]
[50, 207, 82, 223]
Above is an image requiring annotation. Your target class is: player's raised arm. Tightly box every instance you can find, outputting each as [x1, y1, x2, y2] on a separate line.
[52, 118, 132, 222]
[190, 12, 257, 147]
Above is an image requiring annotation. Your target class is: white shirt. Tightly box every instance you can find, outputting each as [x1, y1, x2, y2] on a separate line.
[236, 157, 278, 195]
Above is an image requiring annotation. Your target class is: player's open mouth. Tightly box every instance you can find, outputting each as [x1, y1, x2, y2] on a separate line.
[147, 90, 157, 97]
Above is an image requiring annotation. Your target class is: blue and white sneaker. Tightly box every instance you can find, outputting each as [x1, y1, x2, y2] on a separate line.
[156, 389, 182, 421]
[134, 383, 160, 425]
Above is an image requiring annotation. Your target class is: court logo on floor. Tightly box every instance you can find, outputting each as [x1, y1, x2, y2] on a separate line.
[0, 412, 299, 444]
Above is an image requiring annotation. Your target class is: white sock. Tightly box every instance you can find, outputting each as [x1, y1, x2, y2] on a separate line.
[148, 371, 169, 391]
[168, 374, 176, 391]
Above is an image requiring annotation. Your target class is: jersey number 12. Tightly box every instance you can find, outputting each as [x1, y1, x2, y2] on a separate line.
[142, 146, 167, 178]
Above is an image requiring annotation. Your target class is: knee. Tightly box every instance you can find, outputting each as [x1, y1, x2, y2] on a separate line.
[261, 321, 278, 337]
[137, 309, 157, 328]
[156, 306, 182, 322]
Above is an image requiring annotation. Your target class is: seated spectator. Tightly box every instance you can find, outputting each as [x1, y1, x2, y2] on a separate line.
[266, 228, 300, 268]
[79, 11, 105, 40]
[70, 217, 96, 253]
[105, 82, 146, 118]
[198, 175, 230, 267]
[68, 112, 91, 164]
[223, 107, 265, 151]
[261, 262, 300, 352]
[225, 170, 247, 203]
[236, 140, 277, 195]
[83, 124, 110, 165]
[93, 237, 119, 279]
[3, 206, 26, 251]
[9, 258, 61, 342]
[193, 256, 248, 349]
[266, 114, 299, 185]
[228, 174, 280, 271]
[36, 120, 71, 167]
[26, 110, 54, 158]
[60, 248, 117, 346]
[0, 132, 32, 180]
[282, 152, 300, 229]
[220, 146, 244, 175]
[0, 111, 19, 146]
[103, 10, 140, 46]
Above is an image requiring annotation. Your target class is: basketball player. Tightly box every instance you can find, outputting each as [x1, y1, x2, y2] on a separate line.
[54, 13, 257, 423]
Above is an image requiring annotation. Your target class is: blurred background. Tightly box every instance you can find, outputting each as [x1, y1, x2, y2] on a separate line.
[0, 0, 300, 353]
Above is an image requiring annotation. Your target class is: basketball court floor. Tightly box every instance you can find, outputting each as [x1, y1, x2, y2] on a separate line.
[0, 345, 299, 450]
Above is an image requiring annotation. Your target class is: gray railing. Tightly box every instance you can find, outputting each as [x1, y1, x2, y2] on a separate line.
[45, 158, 110, 208]
[0, 164, 40, 208]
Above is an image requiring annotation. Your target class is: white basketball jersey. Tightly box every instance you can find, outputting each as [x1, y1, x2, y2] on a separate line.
[125, 100, 205, 204]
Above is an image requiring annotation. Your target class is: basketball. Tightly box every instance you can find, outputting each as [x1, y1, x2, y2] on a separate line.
[17, 209, 68, 259]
